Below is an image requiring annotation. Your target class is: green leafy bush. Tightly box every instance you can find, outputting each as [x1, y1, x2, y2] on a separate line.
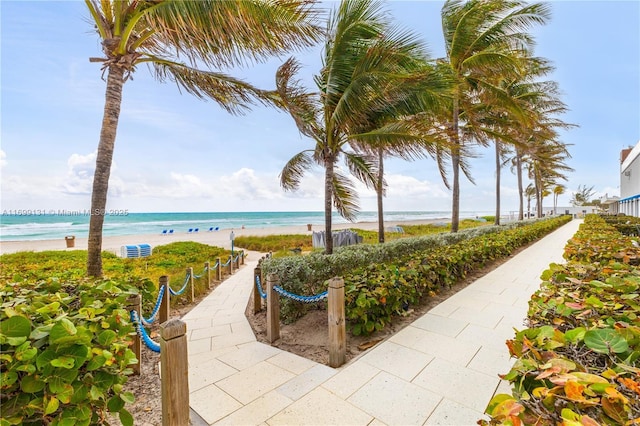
[0, 278, 139, 425]
[0, 241, 230, 424]
[343, 216, 571, 335]
[262, 216, 570, 325]
[482, 215, 640, 426]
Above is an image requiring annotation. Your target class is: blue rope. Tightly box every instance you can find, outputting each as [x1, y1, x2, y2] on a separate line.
[130, 310, 160, 353]
[169, 273, 190, 296]
[193, 272, 203, 279]
[233, 254, 240, 263]
[221, 258, 231, 267]
[255, 275, 267, 299]
[141, 285, 165, 325]
[273, 285, 328, 303]
[210, 261, 219, 270]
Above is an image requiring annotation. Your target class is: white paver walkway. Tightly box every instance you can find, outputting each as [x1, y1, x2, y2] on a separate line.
[184, 219, 582, 425]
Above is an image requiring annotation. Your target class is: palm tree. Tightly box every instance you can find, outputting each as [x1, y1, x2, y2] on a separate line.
[84, 0, 321, 277]
[525, 182, 536, 218]
[352, 67, 451, 243]
[439, 0, 550, 232]
[552, 184, 565, 214]
[526, 138, 573, 217]
[275, 0, 438, 254]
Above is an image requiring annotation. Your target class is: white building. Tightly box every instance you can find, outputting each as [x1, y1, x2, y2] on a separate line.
[618, 141, 640, 217]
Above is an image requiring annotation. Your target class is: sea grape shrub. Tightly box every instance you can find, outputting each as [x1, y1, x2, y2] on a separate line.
[483, 215, 640, 426]
[260, 219, 555, 323]
[343, 216, 571, 336]
[0, 277, 139, 425]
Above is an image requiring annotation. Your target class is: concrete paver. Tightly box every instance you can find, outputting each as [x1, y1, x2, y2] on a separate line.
[184, 220, 582, 425]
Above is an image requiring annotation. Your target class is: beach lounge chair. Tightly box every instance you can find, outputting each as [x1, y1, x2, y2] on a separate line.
[208, 227, 214, 232]
[169, 229, 174, 234]
[194, 228, 199, 233]
[161, 229, 168, 235]
[188, 228, 193, 233]
[215, 226, 219, 231]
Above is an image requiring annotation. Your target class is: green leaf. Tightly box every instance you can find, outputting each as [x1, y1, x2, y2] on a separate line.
[86, 355, 107, 371]
[1, 371, 18, 389]
[119, 409, 134, 426]
[90, 385, 104, 401]
[564, 327, 586, 343]
[0, 316, 31, 338]
[14, 342, 37, 361]
[44, 396, 60, 415]
[97, 329, 117, 347]
[36, 301, 60, 315]
[49, 318, 78, 345]
[120, 391, 135, 404]
[107, 395, 125, 412]
[6, 336, 27, 346]
[20, 375, 45, 393]
[51, 356, 75, 369]
[584, 329, 629, 354]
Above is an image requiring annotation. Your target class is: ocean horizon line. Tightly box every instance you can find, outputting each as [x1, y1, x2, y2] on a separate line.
[0, 210, 495, 242]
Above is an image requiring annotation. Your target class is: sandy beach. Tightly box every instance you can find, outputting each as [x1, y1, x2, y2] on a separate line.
[0, 219, 448, 255]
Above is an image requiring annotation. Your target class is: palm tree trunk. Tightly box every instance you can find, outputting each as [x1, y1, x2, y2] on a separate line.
[87, 65, 125, 277]
[516, 150, 524, 220]
[451, 100, 460, 233]
[377, 148, 385, 244]
[494, 141, 501, 226]
[324, 157, 334, 255]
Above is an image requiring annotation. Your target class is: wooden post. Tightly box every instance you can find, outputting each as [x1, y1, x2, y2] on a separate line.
[266, 274, 280, 343]
[328, 277, 346, 368]
[241, 251, 245, 265]
[228, 256, 233, 275]
[253, 266, 262, 314]
[205, 261, 211, 288]
[188, 267, 194, 303]
[160, 319, 189, 426]
[216, 257, 222, 281]
[159, 275, 170, 324]
[126, 294, 142, 375]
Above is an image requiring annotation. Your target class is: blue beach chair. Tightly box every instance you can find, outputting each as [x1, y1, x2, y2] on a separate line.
[169, 229, 174, 234]
[161, 229, 168, 235]
[188, 228, 193, 233]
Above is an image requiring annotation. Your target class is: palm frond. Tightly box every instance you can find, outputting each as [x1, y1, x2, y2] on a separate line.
[152, 61, 275, 114]
[331, 170, 360, 221]
[343, 152, 378, 190]
[275, 57, 324, 140]
[145, 0, 322, 68]
[280, 151, 316, 191]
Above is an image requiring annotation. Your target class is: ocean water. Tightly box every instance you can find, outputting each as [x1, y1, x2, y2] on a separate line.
[0, 210, 491, 242]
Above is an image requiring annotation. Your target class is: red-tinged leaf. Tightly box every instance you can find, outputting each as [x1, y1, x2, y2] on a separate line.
[580, 415, 599, 426]
[565, 302, 585, 309]
[601, 397, 628, 424]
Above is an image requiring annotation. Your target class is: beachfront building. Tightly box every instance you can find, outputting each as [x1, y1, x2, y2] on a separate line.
[618, 141, 640, 217]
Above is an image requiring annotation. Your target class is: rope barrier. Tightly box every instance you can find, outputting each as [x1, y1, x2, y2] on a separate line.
[210, 261, 219, 270]
[273, 285, 328, 303]
[221, 258, 231, 267]
[141, 284, 166, 326]
[169, 273, 190, 296]
[130, 310, 161, 353]
[255, 275, 267, 299]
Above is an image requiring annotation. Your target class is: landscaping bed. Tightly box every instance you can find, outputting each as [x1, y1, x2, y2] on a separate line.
[482, 215, 640, 425]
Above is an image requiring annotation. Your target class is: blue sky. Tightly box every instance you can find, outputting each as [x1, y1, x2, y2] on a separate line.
[1, 1, 639, 216]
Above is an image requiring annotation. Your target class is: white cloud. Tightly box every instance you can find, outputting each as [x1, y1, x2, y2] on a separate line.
[0, 150, 6, 168]
[63, 152, 96, 194]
